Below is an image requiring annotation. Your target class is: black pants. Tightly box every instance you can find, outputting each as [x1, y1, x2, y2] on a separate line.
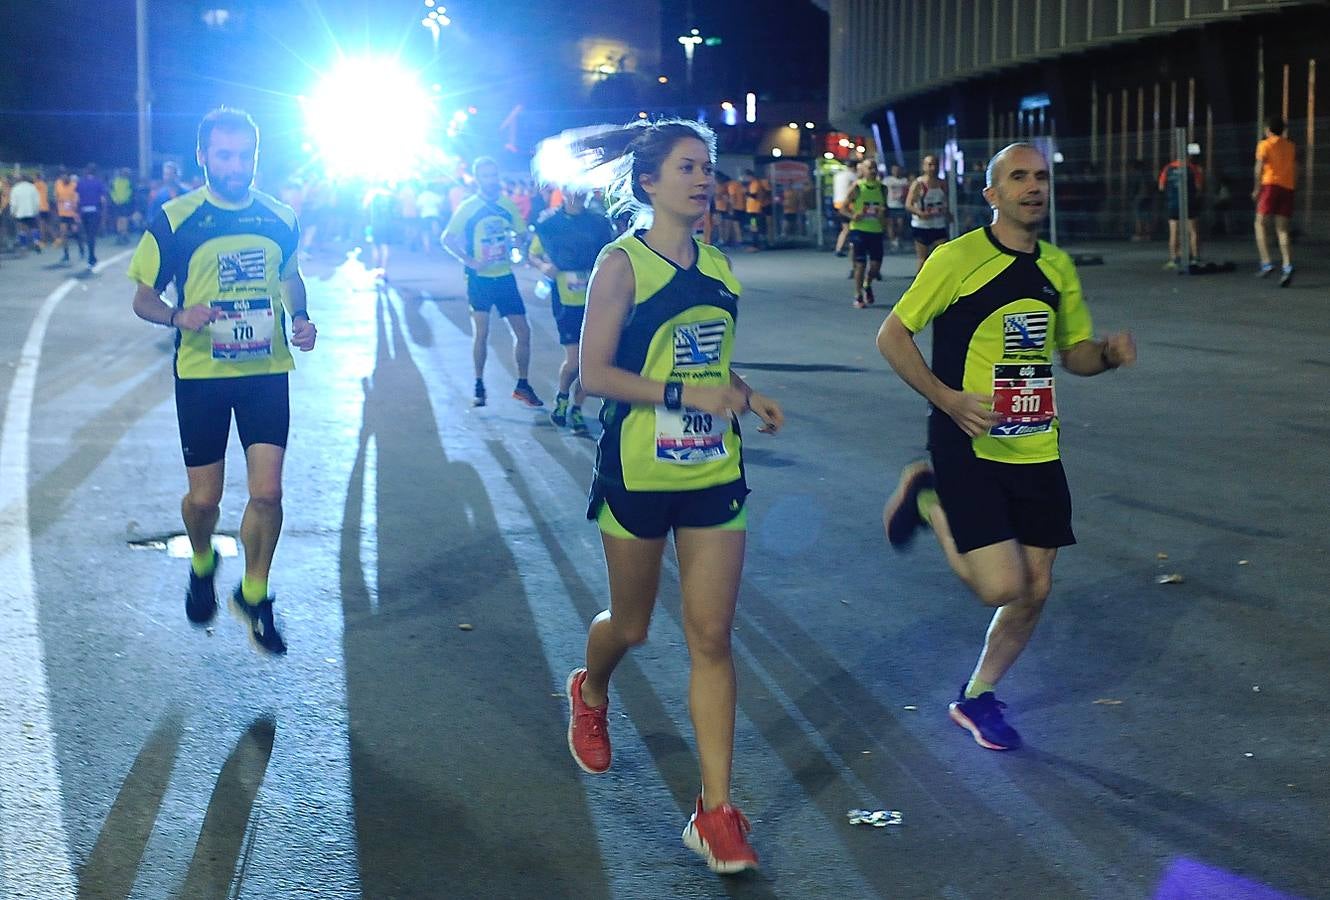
[80, 211, 100, 264]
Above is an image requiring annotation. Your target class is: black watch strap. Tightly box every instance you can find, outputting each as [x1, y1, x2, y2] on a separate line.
[292, 309, 310, 321]
[664, 380, 684, 410]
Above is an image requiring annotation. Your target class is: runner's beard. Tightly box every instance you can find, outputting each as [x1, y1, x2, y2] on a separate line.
[206, 167, 253, 202]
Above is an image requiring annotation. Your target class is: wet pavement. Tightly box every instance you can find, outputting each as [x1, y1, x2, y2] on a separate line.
[0, 232, 1325, 899]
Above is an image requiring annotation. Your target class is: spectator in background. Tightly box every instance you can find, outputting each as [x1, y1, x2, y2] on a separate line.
[9, 174, 43, 253]
[782, 180, 806, 237]
[831, 160, 857, 256]
[0, 175, 12, 252]
[1158, 151, 1203, 268]
[416, 181, 444, 254]
[76, 164, 109, 268]
[363, 184, 396, 280]
[54, 169, 84, 264]
[397, 180, 420, 252]
[723, 172, 745, 246]
[150, 161, 186, 223]
[743, 169, 770, 250]
[883, 163, 910, 252]
[34, 169, 54, 246]
[110, 167, 135, 245]
[1253, 115, 1296, 286]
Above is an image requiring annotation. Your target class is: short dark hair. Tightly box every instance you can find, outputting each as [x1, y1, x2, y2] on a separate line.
[197, 107, 259, 155]
[1266, 116, 1286, 136]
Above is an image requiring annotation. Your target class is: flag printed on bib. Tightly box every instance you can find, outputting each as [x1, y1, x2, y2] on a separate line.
[673, 319, 725, 368]
[1003, 310, 1048, 352]
[218, 247, 267, 287]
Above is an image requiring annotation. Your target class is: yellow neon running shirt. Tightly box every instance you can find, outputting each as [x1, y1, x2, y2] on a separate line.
[894, 226, 1094, 464]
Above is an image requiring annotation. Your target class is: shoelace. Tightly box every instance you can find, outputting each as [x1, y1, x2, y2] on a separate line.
[576, 707, 606, 738]
[708, 805, 752, 843]
[972, 696, 1008, 725]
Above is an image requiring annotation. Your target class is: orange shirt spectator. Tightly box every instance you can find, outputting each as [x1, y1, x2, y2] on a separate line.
[713, 181, 731, 214]
[1256, 134, 1296, 189]
[55, 177, 79, 220]
[725, 179, 745, 214]
[744, 178, 770, 215]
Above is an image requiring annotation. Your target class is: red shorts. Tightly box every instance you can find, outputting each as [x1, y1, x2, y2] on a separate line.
[1257, 184, 1294, 218]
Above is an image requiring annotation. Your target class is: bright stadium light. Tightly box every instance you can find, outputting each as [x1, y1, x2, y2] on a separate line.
[303, 56, 437, 180]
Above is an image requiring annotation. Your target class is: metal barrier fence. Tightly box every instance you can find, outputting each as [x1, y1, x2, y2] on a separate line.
[892, 117, 1328, 252]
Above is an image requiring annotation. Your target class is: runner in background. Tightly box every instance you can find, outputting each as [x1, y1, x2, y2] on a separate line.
[906, 153, 950, 272]
[884, 163, 910, 252]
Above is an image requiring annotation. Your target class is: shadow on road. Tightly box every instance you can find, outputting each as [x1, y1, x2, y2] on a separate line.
[76, 713, 277, 900]
[337, 293, 608, 897]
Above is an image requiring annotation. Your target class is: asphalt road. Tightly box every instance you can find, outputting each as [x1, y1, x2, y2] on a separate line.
[0, 233, 1325, 900]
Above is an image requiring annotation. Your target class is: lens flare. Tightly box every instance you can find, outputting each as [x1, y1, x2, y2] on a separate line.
[303, 57, 437, 179]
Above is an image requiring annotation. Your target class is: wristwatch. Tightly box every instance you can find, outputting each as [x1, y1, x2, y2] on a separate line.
[292, 309, 310, 322]
[663, 380, 684, 411]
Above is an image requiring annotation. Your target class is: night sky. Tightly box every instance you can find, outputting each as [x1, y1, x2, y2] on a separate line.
[0, 0, 827, 170]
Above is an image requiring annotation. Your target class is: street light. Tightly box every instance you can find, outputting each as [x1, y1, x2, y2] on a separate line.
[678, 29, 703, 93]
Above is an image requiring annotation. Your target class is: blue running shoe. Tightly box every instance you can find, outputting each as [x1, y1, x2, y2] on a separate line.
[882, 461, 935, 549]
[949, 687, 1022, 750]
[228, 585, 287, 656]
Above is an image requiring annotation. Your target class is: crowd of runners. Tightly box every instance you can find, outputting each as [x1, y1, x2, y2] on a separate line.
[172, 98, 1330, 878]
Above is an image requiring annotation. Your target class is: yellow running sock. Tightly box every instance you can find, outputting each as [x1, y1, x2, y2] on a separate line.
[191, 549, 216, 577]
[241, 576, 268, 606]
[916, 488, 939, 526]
[965, 677, 995, 699]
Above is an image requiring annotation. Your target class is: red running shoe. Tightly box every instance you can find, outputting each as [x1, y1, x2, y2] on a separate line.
[565, 668, 610, 774]
[682, 796, 759, 874]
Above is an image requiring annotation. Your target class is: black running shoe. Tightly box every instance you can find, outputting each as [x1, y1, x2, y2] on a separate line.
[228, 586, 287, 656]
[550, 395, 569, 427]
[569, 407, 589, 436]
[185, 549, 220, 625]
[864, 286, 876, 306]
[1280, 266, 1294, 288]
[513, 383, 545, 408]
[882, 460, 934, 548]
[949, 687, 1022, 750]
[473, 382, 487, 407]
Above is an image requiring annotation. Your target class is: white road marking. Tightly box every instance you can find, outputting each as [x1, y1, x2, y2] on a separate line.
[0, 253, 131, 898]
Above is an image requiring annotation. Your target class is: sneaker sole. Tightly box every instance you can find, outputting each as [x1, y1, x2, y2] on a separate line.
[565, 669, 610, 775]
[681, 823, 758, 874]
[948, 703, 1015, 751]
[882, 461, 931, 548]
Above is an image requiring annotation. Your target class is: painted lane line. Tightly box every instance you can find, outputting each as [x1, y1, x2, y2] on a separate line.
[0, 255, 126, 897]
